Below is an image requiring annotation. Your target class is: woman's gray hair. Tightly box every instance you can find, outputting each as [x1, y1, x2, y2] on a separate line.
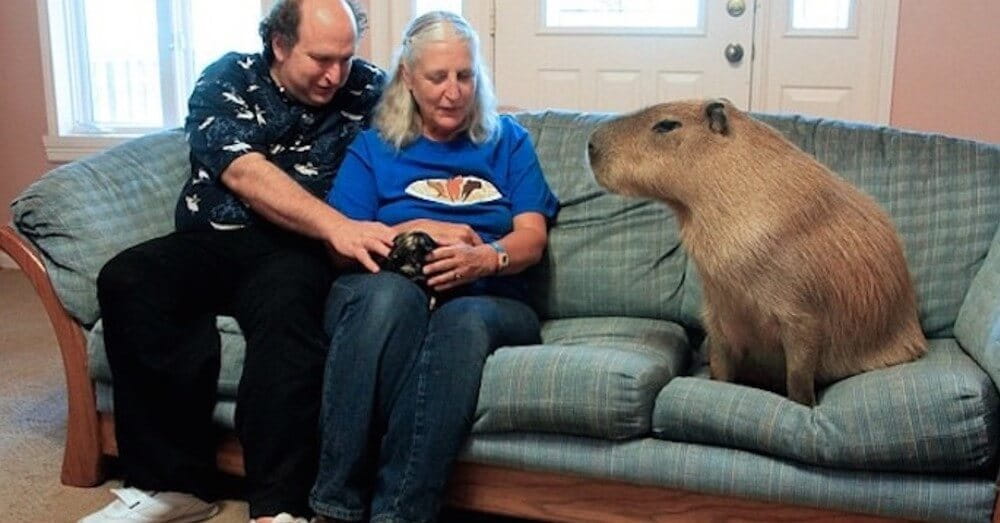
[260, 0, 368, 64]
[375, 11, 498, 149]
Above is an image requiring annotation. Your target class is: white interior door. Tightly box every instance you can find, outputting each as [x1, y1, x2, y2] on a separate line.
[493, 0, 756, 112]
[752, 0, 899, 123]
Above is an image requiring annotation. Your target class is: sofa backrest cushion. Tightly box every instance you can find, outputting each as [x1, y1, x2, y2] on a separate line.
[11, 130, 189, 325]
[516, 111, 1000, 337]
[514, 110, 702, 327]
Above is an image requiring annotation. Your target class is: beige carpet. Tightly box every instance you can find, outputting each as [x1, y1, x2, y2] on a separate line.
[0, 268, 520, 522]
[0, 268, 253, 521]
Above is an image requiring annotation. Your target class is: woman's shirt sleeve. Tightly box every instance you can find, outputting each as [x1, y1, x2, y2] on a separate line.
[504, 118, 560, 219]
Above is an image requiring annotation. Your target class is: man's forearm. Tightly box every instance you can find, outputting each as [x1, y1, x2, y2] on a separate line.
[220, 153, 346, 239]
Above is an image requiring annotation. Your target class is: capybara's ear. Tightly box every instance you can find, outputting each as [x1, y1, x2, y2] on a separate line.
[705, 100, 729, 135]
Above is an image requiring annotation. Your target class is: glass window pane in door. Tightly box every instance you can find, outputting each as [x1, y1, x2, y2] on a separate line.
[791, 0, 852, 30]
[545, 0, 701, 29]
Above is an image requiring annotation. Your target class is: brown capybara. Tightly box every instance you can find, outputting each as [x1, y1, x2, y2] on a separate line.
[587, 99, 927, 406]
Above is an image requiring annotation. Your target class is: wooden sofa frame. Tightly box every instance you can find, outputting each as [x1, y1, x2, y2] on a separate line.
[4, 223, 983, 522]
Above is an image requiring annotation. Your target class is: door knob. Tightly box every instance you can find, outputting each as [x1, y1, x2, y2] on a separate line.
[727, 0, 747, 17]
[725, 43, 744, 63]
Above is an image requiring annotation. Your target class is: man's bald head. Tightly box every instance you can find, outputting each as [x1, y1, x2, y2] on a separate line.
[259, 0, 367, 64]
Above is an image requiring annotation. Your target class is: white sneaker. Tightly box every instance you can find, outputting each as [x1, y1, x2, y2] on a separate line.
[78, 487, 219, 523]
[249, 514, 309, 523]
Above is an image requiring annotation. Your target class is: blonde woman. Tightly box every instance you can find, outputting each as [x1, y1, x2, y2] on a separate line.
[310, 11, 558, 523]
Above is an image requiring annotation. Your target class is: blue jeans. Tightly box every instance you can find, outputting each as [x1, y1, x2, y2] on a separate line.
[309, 272, 542, 522]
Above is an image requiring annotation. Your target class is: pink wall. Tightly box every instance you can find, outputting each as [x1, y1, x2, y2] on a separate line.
[0, 1, 56, 226]
[0, 1, 997, 226]
[890, 0, 1000, 143]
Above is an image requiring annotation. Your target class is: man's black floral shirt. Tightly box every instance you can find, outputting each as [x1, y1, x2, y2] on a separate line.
[176, 52, 385, 231]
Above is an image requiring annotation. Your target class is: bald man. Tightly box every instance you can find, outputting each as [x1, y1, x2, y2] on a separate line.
[84, 1, 391, 521]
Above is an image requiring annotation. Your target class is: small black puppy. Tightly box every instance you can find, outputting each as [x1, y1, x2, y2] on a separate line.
[380, 231, 439, 288]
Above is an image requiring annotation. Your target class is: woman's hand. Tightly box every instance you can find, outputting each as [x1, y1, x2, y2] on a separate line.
[424, 244, 497, 291]
[394, 218, 483, 247]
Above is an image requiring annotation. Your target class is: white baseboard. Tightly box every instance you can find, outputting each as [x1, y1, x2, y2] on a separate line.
[0, 251, 18, 270]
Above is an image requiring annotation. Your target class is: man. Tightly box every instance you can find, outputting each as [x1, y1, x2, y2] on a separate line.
[81, 1, 394, 522]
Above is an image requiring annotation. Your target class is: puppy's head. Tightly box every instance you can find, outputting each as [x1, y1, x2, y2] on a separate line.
[380, 231, 439, 284]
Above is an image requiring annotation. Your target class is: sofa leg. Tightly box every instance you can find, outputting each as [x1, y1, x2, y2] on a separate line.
[60, 409, 106, 486]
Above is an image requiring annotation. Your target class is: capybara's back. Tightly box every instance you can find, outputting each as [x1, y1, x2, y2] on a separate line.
[587, 99, 927, 405]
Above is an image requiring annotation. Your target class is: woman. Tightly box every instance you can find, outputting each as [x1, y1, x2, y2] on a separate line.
[309, 11, 558, 523]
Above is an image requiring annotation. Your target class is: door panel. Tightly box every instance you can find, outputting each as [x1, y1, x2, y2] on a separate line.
[752, 0, 899, 123]
[493, 0, 756, 112]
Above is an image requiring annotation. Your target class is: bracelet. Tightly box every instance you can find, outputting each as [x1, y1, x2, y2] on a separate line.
[489, 241, 510, 274]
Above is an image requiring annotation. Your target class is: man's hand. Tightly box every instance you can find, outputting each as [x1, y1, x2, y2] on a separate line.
[394, 218, 483, 247]
[326, 220, 396, 273]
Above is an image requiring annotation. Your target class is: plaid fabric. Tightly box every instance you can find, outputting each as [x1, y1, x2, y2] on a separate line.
[461, 432, 995, 523]
[652, 339, 999, 474]
[514, 111, 700, 326]
[11, 130, 189, 326]
[955, 224, 1000, 392]
[472, 317, 690, 439]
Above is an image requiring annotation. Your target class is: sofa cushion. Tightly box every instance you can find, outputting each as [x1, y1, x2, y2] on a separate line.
[88, 316, 246, 397]
[472, 316, 690, 440]
[955, 222, 1000, 396]
[462, 433, 996, 523]
[11, 130, 189, 326]
[651, 338, 999, 474]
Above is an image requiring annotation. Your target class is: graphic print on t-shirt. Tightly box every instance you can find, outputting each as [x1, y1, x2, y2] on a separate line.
[405, 175, 502, 206]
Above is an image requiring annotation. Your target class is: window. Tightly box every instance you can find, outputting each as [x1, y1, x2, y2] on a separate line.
[789, 0, 854, 33]
[544, 0, 701, 30]
[413, 0, 462, 16]
[41, 0, 264, 160]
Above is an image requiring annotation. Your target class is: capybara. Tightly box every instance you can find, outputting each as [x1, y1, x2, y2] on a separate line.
[587, 99, 927, 405]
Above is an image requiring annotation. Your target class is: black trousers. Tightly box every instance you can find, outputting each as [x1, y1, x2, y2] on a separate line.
[97, 225, 334, 517]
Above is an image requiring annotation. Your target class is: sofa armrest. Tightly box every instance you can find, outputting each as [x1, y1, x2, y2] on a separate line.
[11, 130, 190, 325]
[0, 225, 103, 486]
[955, 228, 1000, 390]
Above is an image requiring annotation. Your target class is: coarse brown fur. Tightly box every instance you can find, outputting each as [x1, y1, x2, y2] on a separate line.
[587, 99, 927, 405]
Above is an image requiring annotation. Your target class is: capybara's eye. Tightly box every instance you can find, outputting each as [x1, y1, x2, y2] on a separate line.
[652, 120, 681, 133]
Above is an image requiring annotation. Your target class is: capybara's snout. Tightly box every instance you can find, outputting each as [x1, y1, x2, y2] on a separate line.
[587, 122, 627, 194]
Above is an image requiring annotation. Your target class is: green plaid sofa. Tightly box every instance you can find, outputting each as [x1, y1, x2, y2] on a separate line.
[8, 110, 1000, 522]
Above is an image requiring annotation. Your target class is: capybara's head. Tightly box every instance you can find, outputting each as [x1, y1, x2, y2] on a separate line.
[588, 98, 745, 201]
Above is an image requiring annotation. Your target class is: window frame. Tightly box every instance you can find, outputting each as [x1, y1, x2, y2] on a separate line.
[37, 0, 274, 162]
[784, 0, 858, 38]
[537, 0, 707, 36]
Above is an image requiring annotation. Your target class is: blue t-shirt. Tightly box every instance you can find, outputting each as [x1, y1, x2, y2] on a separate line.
[329, 115, 559, 300]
